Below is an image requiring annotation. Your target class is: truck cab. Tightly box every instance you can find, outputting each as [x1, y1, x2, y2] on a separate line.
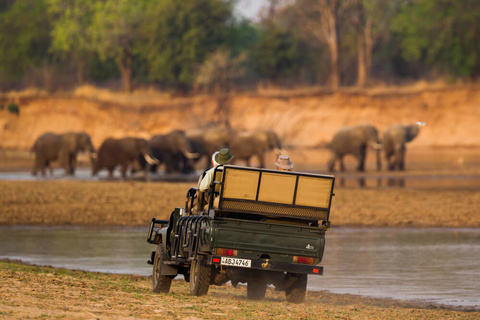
[147, 165, 335, 302]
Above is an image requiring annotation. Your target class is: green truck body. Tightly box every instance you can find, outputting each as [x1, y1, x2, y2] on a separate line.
[147, 165, 335, 302]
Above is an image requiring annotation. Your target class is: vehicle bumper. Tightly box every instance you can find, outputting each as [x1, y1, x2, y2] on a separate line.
[207, 256, 323, 275]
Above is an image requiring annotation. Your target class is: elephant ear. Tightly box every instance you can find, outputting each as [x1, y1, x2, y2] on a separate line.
[405, 125, 420, 143]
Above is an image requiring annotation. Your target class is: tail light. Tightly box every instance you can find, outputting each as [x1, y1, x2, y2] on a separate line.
[293, 256, 315, 265]
[216, 248, 238, 257]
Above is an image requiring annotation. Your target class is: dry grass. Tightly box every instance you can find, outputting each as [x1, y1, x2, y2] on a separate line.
[0, 261, 476, 320]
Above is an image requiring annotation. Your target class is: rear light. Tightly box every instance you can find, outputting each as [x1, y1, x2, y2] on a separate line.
[216, 248, 238, 257]
[293, 256, 315, 265]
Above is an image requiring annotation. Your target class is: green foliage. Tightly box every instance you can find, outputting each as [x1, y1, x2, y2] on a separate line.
[0, 0, 52, 81]
[7, 103, 19, 116]
[253, 25, 300, 81]
[393, 0, 480, 78]
[138, 0, 234, 88]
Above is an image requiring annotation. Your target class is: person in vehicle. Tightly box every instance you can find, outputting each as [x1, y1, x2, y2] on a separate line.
[199, 148, 234, 191]
[274, 155, 294, 172]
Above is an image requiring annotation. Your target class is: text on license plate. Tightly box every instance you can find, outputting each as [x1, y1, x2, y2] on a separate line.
[220, 257, 251, 268]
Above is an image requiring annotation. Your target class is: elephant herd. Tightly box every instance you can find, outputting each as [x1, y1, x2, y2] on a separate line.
[30, 128, 285, 179]
[30, 123, 422, 178]
[327, 122, 425, 172]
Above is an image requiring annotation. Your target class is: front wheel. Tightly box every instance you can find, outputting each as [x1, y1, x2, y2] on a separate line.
[152, 245, 173, 293]
[285, 273, 307, 303]
[189, 256, 211, 296]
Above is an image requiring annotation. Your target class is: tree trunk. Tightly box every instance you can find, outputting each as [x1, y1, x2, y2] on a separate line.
[364, 16, 373, 85]
[328, 38, 340, 89]
[118, 46, 133, 92]
[356, 28, 366, 87]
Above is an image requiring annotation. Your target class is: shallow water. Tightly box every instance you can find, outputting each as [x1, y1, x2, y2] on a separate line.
[1, 226, 478, 310]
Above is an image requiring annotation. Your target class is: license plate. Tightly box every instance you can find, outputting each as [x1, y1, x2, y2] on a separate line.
[220, 257, 251, 268]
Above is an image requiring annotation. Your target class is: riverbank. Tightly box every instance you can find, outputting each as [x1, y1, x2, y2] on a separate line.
[1, 180, 479, 227]
[1, 260, 477, 319]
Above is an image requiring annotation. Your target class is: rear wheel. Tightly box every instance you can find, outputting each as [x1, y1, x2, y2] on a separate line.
[285, 273, 307, 303]
[152, 245, 173, 293]
[189, 256, 211, 296]
[247, 280, 267, 300]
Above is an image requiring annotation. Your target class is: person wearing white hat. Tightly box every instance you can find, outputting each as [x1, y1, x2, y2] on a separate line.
[274, 155, 294, 172]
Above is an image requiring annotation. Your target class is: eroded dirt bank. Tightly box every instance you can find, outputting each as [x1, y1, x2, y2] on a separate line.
[1, 86, 480, 150]
[1, 261, 477, 320]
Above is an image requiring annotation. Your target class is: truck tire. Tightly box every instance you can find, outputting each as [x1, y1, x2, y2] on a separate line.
[285, 273, 307, 303]
[247, 280, 267, 300]
[189, 256, 211, 296]
[152, 245, 173, 293]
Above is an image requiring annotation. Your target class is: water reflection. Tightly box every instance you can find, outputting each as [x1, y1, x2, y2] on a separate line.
[1, 226, 479, 309]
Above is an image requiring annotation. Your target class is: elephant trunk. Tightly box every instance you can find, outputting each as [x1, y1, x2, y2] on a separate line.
[144, 153, 159, 165]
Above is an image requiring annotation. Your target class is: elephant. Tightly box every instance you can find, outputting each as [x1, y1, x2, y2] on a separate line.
[185, 126, 235, 170]
[382, 122, 425, 171]
[327, 124, 382, 172]
[148, 130, 199, 174]
[31, 131, 96, 176]
[229, 129, 285, 168]
[92, 137, 158, 179]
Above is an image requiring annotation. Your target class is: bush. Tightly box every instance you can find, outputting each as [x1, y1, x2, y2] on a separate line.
[7, 103, 19, 116]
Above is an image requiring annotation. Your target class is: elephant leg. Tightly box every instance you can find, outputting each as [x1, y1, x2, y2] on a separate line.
[339, 157, 346, 171]
[32, 156, 41, 176]
[327, 156, 336, 172]
[107, 167, 115, 179]
[120, 163, 128, 178]
[398, 145, 406, 171]
[70, 153, 77, 175]
[259, 154, 265, 168]
[47, 161, 54, 176]
[357, 146, 367, 171]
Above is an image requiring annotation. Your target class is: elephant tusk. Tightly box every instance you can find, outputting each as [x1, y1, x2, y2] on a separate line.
[90, 152, 97, 160]
[144, 153, 159, 165]
[370, 141, 383, 150]
[416, 121, 427, 127]
[185, 152, 200, 159]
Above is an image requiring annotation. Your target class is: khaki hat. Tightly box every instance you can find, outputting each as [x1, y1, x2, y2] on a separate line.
[215, 148, 234, 165]
[274, 155, 294, 170]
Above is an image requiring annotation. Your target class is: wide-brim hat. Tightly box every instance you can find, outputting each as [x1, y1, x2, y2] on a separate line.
[275, 155, 294, 170]
[215, 148, 234, 165]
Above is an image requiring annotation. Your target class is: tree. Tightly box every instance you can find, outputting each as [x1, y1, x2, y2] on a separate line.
[88, 0, 149, 92]
[253, 25, 300, 84]
[296, 0, 342, 88]
[138, 0, 234, 91]
[0, 0, 52, 84]
[47, 0, 95, 84]
[393, 0, 480, 79]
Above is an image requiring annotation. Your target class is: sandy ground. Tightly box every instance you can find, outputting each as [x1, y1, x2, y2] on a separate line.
[1, 261, 478, 320]
[1, 174, 479, 228]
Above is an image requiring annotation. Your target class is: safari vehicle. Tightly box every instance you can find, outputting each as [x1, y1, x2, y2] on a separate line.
[146, 165, 335, 302]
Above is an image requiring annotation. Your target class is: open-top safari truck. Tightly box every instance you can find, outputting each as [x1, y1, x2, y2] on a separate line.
[147, 165, 335, 302]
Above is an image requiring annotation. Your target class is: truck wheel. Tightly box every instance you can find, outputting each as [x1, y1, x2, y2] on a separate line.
[247, 280, 267, 300]
[285, 273, 307, 303]
[152, 245, 172, 293]
[189, 256, 211, 296]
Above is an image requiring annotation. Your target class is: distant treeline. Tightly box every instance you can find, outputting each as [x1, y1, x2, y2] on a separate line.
[0, 0, 479, 92]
